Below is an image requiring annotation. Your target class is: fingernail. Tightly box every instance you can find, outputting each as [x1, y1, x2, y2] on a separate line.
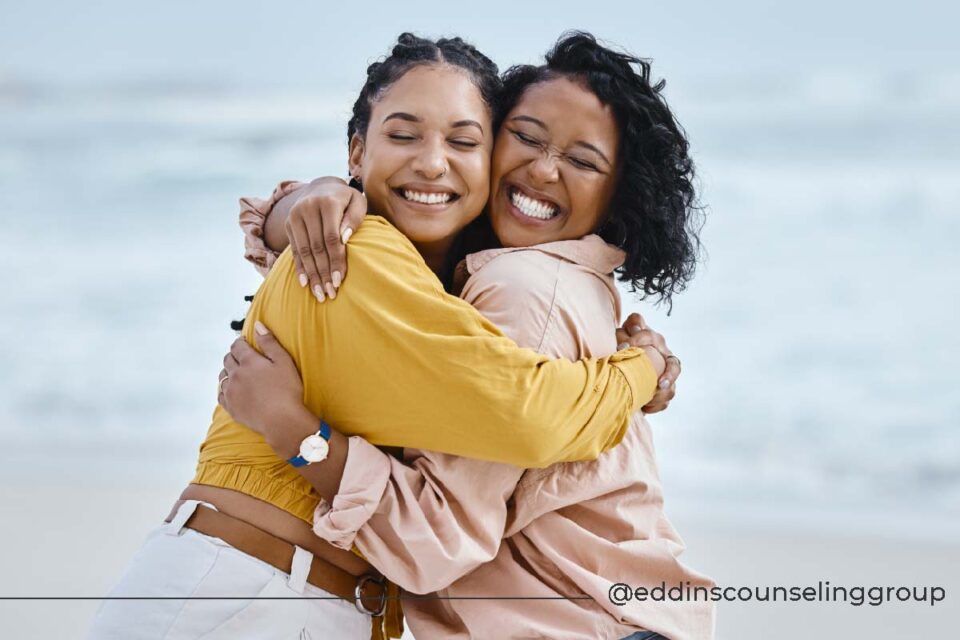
[628, 325, 642, 335]
[298, 273, 308, 288]
[341, 228, 353, 244]
[313, 284, 325, 302]
[617, 342, 630, 351]
[331, 271, 342, 289]
[325, 282, 337, 300]
[659, 379, 671, 389]
[254, 321, 268, 336]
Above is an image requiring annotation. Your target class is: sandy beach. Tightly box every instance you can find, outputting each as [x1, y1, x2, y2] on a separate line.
[0, 456, 955, 640]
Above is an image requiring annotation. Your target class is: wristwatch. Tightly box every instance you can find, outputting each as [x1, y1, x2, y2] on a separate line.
[287, 420, 332, 468]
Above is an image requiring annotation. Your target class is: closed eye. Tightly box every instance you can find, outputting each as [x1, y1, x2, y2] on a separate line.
[510, 129, 541, 147]
[387, 133, 417, 142]
[567, 156, 600, 172]
[450, 138, 481, 149]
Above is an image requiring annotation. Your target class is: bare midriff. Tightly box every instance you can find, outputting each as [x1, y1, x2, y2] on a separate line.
[169, 483, 375, 577]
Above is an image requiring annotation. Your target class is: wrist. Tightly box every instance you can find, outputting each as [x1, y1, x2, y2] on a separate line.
[266, 405, 320, 460]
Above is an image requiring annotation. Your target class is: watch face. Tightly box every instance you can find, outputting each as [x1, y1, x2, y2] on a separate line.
[300, 434, 330, 463]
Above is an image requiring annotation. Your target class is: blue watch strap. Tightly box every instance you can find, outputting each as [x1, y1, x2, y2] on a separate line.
[318, 419, 331, 441]
[287, 454, 310, 468]
[286, 420, 332, 467]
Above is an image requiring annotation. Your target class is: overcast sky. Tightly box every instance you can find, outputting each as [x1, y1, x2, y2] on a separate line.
[2, 0, 958, 89]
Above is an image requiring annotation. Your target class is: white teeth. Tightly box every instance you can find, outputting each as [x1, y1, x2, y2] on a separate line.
[403, 190, 453, 205]
[510, 189, 557, 220]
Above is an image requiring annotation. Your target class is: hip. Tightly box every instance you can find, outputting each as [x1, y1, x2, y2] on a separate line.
[176, 483, 373, 576]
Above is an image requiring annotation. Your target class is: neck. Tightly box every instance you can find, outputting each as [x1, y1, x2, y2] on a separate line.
[413, 238, 454, 279]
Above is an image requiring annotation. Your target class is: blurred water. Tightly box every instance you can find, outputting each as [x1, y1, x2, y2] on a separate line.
[1, 71, 957, 535]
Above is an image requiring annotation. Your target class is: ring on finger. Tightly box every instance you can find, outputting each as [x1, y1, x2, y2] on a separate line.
[665, 354, 681, 369]
[218, 374, 229, 393]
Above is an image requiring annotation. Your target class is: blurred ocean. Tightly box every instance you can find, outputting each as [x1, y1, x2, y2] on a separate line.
[1, 70, 958, 538]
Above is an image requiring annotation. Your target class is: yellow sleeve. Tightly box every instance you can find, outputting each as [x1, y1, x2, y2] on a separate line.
[243, 216, 659, 468]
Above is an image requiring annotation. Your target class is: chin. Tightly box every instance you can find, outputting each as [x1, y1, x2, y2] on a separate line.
[489, 214, 526, 247]
[400, 220, 460, 245]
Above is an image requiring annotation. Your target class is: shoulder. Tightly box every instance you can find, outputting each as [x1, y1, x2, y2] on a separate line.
[465, 243, 618, 309]
[345, 216, 447, 295]
[461, 246, 620, 358]
[461, 249, 564, 310]
[350, 216, 419, 256]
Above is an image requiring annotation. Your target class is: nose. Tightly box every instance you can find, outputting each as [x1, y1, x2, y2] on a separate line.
[411, 135, 450, 179]
[527, 154, 559, 186]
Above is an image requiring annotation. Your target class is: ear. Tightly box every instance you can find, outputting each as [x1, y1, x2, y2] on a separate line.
[348, 133, 365, 182]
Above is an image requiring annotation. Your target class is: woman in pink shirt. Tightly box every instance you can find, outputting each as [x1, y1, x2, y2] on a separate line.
[223, 33, 713, 639]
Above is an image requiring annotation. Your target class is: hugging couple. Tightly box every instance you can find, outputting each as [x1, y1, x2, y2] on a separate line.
[87, 30, 715, 640]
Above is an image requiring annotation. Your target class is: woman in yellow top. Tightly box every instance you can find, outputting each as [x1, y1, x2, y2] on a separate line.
[87, 34, 674, 640]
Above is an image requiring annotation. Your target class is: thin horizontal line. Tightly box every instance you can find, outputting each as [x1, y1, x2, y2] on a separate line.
[0, 596, 593, 601]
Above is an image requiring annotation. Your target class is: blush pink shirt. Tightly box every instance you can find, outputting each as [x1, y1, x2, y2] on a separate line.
[301, 233, 716, 639]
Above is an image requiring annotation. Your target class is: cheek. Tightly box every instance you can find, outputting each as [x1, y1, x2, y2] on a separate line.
[492, 138, 529, 176]
[459, 153, 491, 202]
[569, 175, 612, 230]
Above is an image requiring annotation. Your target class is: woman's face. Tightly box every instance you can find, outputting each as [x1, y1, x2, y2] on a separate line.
[489, 76, 620, 248]
[349, 64, 493, 264]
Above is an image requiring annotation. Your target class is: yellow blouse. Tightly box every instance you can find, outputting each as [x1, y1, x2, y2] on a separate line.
[194, 216, 658, 523]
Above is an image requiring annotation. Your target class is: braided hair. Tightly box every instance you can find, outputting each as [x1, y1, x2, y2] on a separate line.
[346, 33, 501, 190]
[499, 31, 704, 309]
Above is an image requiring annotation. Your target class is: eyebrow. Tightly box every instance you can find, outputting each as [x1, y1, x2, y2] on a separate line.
[383, 112, 484, 133]
[452, 119, 484, 133]
[383, 112, 420, 124]
[509, 115, 612, 166]
[572, 141, 612, 166]
[509, 115, 547, 130]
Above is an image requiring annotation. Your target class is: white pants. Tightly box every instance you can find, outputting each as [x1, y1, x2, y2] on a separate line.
[86, 500, 372, 639]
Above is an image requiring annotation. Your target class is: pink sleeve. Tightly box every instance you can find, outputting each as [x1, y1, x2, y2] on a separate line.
[313, 437, 523, 594]
[238, 180, 306, 276]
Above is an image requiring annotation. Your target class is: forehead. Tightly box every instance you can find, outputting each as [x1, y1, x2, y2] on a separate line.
[509, 76, 619, 148]
[371, 64, 491, 126]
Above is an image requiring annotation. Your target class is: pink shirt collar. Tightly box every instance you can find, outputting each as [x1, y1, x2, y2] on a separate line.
[465, 234, 626, 278]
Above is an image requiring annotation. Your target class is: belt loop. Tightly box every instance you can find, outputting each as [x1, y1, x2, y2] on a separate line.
[288, 546, 312, 593]
[164, 500, 216, 536]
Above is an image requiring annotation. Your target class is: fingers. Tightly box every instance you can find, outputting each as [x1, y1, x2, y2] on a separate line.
[287, 186, 360, 303]
[642, 382, 676, 414]
[223, 337, 262, 372]
[622, 312, 648, 334]
[251, 321, 292, 365]
[217, 367, 231, 407]
[659, 356, 681, 390]
[304, 209, 338, 302]
[615, 328, 630, 350]
[333, 190, 366, 287]
[222, 351, 238, 374]
[624, 328, 658, 349]
[286, 220, 307, 290]
[314, 211, 342, 302]
[288, 214, 326, 303]
[316, 191, 365, 299]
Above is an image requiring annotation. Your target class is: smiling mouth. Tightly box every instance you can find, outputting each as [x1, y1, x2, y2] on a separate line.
[394, 188, 460, 206]
[509, 186, 559, 220]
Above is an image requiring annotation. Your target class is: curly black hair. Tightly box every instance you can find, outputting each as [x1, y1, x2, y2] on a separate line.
[499, 31, 704, 308]
[346, 32, 502, 190]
